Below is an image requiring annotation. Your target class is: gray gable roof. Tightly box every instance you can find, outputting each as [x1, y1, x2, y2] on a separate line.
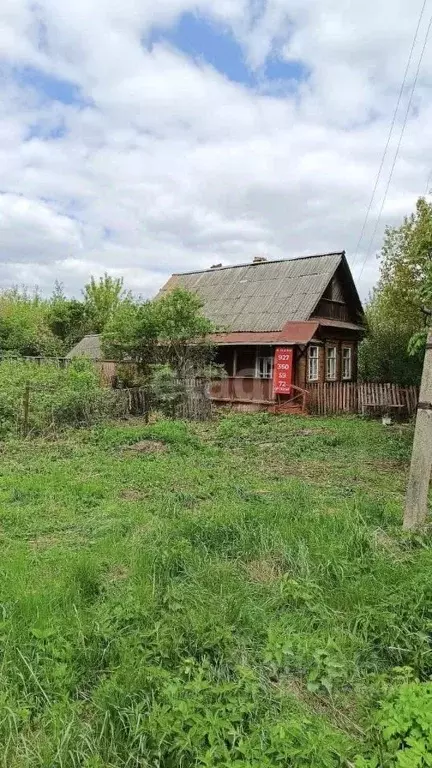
[66, 334, 103, 360]
[160, 252, 346, 332]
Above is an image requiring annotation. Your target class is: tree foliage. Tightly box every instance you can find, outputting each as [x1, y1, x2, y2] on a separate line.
[47, 282, 88, 350]
[102, 298, 161, 375]
[157, 288, 216, 376]
[358, 297, 423, 386]
[0, 289, 62, 357]
[82, 273, 130, 334]
[359, 197, 432, 385]
[0, 274, 132, 357]
[102, 287, 216, 379]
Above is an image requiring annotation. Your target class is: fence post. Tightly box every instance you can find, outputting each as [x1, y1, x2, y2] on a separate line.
[143, 388, 149, 424]
[22, 381, 30, 437]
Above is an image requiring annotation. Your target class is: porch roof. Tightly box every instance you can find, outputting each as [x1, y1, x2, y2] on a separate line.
[210, 321, 320, 346]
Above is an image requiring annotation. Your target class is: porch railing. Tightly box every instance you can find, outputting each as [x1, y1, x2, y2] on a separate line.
[209, 377, 274, 403]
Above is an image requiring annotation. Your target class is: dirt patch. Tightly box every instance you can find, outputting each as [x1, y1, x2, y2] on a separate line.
[276, 677, 364, 737]
[119, 488, 149, 501]
[364, 459, 407, 472]
[29, 533, 86, 551]
[294, 428, 335, 437]
[245, 558, 283, 584]
[122, 440, 167, 454]
[106, 565, 130, 582]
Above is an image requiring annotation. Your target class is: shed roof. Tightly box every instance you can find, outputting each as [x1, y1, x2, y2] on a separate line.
[66, 334, 103, 360]
[159, 252, 349, 332]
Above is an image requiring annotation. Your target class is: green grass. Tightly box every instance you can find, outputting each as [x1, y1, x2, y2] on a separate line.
[0, 413, 430, 766]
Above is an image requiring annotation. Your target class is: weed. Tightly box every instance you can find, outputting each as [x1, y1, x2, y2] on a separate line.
[0, 413, 429, 766]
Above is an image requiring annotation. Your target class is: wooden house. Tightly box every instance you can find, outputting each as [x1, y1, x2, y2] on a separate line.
[160, 252, 365, 411]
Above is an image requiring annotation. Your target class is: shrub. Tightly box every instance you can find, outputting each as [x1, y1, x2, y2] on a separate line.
[0, 357, 124, 435]
[356, 675, 432, 767]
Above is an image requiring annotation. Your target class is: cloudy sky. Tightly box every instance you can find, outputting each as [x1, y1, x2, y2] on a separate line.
[1, 0, 431, 300]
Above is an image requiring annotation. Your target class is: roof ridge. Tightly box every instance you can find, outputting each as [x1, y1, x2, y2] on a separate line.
[172, 251, 345, 276]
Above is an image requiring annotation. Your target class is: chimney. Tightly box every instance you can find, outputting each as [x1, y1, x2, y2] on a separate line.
[210, 263, 222, 269]
[253, 256, 267, 264]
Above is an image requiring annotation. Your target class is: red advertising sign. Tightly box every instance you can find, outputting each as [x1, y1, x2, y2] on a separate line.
[273, 347, 294, 395]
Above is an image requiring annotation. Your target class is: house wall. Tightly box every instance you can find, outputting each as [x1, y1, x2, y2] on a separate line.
[313, 265, 363, 325]
[303, 338, 358, 385]
[294, 348, 307, 389]
[214, 335, 360, 405]
[313, 299, 352, 322]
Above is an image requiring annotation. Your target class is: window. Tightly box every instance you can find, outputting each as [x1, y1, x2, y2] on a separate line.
[342, 346, 352, 380]
[326, 346, 337, 380]
[256, 355, 273, 379]
[308, 346, 319, 381]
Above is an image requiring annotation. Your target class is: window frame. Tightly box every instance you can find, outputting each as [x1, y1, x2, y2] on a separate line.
[326, 345, 337, 381]
[307, 345, 319, 382]
[256, 355, 274, 380]
[342, 346, 352, 380]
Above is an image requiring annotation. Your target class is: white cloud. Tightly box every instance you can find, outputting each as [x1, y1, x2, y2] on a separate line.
[0, 0, 431, 300]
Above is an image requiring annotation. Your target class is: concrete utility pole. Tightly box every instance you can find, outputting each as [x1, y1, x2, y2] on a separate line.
[404, 328, 432, 530]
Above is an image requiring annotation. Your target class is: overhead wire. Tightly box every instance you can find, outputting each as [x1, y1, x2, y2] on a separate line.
[424, 168, 432, 195]
[357, 10, 432, 280]
[351, 0, 427, 270]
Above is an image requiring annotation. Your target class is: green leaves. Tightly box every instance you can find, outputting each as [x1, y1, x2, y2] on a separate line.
[103, 286, 217, 378]
[357, 680, 432, 767]
[359, 197, 432, 386]
[0, 357, 122, 435]
[306, 648, 347, 695]
[82, 273, 130, 334]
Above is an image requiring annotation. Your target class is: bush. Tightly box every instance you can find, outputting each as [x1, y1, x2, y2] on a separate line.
[0, 357, 124, 436]
[356, 675, 432, 767]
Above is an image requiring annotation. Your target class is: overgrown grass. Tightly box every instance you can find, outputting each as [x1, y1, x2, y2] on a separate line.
[0, 358, 125, 436]
[0, 413, 430, 766]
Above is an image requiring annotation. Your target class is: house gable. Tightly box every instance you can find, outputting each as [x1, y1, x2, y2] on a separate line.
[309, 255, 363, 326]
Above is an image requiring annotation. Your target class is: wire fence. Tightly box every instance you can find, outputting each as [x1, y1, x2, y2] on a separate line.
[9, 378, 212, 438]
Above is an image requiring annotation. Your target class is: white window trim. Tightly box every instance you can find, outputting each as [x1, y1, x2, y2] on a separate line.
[326, 346, 337, 381]
[255, 354, 274, 379]
[342, 346, 352, 380]
[308, 346, 319, 382]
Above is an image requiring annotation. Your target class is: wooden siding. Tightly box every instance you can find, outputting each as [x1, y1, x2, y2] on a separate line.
[323, 272, 345, 302]
[210, 377, 273, 404]
[313, 298, 351, 322]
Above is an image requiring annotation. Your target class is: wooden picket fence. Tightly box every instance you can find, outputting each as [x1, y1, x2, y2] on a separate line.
[307, 382, 419, 417]
[124, 379, 212, 422]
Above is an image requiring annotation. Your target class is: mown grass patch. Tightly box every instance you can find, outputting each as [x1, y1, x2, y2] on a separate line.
[0, 413, 430, 767]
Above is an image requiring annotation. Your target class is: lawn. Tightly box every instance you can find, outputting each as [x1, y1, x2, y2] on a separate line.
[0, 413, 431, 767]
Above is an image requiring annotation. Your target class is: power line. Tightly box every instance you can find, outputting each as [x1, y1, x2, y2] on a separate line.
[424, 168, 432, 195]
[358, 11, 432, 280]
[351, 0, 428, 270]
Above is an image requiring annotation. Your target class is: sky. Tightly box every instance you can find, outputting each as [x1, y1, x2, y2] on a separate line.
[0, 0, 431, 301]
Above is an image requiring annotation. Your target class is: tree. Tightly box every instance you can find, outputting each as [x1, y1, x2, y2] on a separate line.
[358, 293, 423, 386]
[157, 288, 216, 377]
[102, 288, 216, 379]
[83, 274, 130, 333]
[359, 197, 432, 384]
[102, 298, 160, 376]
[0, 288, 62, 357]
[47, 282, 88, 352]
